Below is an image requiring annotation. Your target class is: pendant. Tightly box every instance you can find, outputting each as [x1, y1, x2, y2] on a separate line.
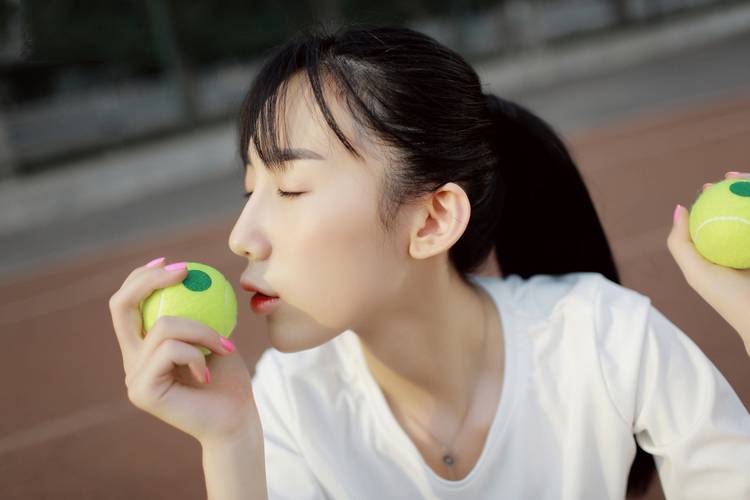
[441, 446, 456, 480]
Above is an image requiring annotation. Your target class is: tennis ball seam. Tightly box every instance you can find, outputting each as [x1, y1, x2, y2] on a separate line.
[223, 281, 228, 337]
[157, 288, 166, 320]
[694, 216, 750, 243]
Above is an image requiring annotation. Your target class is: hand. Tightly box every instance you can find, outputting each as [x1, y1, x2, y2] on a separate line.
[109, 260, 261, 448]
[668, 172, 750, 356]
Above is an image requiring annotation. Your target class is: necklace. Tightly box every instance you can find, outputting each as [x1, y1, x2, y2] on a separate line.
[400, 286, 489, 480]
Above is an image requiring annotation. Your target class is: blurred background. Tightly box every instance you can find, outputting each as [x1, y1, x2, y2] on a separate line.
[1, 0, 749, 498]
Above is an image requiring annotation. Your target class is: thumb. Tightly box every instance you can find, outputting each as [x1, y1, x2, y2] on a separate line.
[667, 204, 711, 283]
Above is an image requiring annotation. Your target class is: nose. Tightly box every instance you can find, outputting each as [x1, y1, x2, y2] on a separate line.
[229, 197, 272, 261]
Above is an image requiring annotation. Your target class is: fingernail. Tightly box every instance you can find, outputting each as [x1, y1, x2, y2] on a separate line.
[205, 367, 211, 384]
[703, 183, 713, 190]
[146, 257, 165, 267]
[727, 171, 741, 177]
[165, 262, 187, 271]
[220, 337, 235, 352]
[673, 204, 681, 223]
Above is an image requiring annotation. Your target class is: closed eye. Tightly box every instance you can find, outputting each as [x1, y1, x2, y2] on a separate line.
[243, 191, 253, 199]
[278, 190, 305, 199]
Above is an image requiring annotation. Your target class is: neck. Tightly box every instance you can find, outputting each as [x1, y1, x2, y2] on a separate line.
[357, 259, 489, 418]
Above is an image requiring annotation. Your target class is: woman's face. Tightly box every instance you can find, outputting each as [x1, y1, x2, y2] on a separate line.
[229, 76, 412, 352]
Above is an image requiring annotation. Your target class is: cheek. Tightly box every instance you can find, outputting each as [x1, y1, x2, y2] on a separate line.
[268, 184, 401, 328]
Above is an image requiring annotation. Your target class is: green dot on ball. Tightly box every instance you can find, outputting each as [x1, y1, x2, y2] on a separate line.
[729, 181, 750, 197]
[182, 269, 212, 292]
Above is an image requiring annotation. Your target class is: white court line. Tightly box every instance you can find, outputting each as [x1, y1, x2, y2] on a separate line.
[0, 398, 137, 455]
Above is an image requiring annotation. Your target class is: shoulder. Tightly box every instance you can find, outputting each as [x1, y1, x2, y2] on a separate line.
[477, 273, 657, 425]
[473, 271, 652, 323]
[472, 273, 656, 390]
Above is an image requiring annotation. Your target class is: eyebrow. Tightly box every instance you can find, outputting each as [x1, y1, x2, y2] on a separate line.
[278, 148, 324, 162]
[248, 147, 325, 171]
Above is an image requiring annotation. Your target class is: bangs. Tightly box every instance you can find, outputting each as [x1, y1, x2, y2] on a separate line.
[238, 35, 364, 172]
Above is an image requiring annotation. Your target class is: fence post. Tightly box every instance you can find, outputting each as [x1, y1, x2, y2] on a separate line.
[145, 0, 198, 127]
[612, 0, 630, 25]
[0, 112, 17, 177]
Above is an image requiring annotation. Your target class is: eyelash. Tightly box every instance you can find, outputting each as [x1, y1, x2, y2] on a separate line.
[278, 190, 304, 199]
[242, 191, 304, 199]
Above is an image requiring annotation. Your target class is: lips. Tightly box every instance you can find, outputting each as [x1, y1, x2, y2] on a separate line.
[250, 292, 280, 315]
[241, 276, 280, 315]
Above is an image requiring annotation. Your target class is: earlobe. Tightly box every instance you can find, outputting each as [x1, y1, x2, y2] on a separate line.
[409, 183, 471, 259]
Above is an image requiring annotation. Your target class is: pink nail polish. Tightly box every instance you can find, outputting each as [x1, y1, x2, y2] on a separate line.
[146, 257, 165, 267]
[220, 337, 235, 352]
[164, 262, 187, 271]
[205, 367, 211, 384]
[703, 183, 713, 190]
[727, 171, 741, 177]
[673, 205, 681, 223]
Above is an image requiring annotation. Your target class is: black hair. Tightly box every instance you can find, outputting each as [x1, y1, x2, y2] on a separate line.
[238, 24, 654, 496]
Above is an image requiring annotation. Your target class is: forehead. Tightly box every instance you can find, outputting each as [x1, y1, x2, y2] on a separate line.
[247, 72, 383, 169]
[278, 76, 335, 149]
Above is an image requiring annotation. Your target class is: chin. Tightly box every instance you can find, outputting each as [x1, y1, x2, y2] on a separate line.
[266, 314, 345, 353]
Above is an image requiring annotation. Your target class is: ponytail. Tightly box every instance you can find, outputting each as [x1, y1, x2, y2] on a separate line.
[485, 94, 655, 496]
[485, 94, 619, 283]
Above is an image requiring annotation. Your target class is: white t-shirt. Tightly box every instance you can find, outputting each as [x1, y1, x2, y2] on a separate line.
[251, 273, 750, 499]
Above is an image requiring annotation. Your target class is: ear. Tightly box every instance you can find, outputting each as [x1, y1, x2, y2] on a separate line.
[409, 182, 471, 260]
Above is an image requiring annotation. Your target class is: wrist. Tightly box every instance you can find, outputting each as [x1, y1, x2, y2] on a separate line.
[202, 420, 267, 500]
[200, 417, 264, 454]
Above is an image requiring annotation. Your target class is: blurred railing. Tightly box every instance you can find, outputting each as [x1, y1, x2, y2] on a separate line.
[0, 0, 745, 176]
[415, 0, 740, 56]
[2, 61, 256, 164]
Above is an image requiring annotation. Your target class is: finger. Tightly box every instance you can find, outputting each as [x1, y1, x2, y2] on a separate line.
[139, 315, 235, 361]
[110, 263, 189, 369]
[667, 205, 712, 285]
[148, 339, 209, 385]
[121, 257, 167, 288]
[725, 171, 750, 180]
[128, 340, 209, 410]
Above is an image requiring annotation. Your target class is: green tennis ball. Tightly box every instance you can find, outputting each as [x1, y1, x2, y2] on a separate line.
[689, 179, 750, 269]
[141, 262, 237, 355]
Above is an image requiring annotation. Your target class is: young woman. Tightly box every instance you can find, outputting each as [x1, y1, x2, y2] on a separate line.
[109, 26, 750, 499]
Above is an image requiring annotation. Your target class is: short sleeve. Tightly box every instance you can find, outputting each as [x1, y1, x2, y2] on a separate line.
[632, 305, 750, 498]
[252, 350, 329, 500]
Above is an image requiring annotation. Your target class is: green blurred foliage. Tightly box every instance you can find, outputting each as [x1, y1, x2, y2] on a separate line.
[22, 0, 157, 68]
[7, 0, 508, 105]
[20, 0, 502, 67]
[339, 0, 450, 24]
[170, 0, 491, 65]
[0, 0, 17, 41]
[169, 0, 316, 65]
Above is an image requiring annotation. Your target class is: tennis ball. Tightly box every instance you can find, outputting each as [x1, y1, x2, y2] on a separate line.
[689, 179, 750, 269]
[141, 262, 237, 355]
